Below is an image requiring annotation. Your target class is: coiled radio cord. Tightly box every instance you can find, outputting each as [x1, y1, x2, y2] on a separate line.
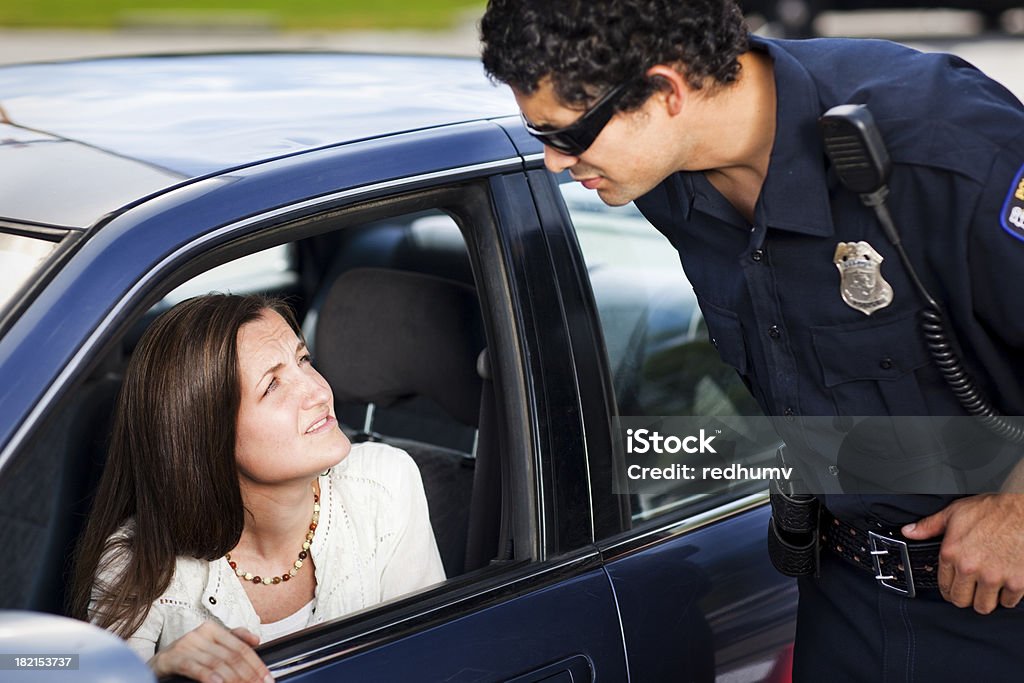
[866, 188, 1024, 445]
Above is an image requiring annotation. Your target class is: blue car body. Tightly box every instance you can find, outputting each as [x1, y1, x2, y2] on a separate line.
[0, 53, 795, 682]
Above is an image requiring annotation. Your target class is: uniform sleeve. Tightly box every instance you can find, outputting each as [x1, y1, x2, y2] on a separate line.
[970, 129, 1024, 350]
[376, 448, 446, 601]
[87, 540, 164, 663]
[963, 129, 1024, 415]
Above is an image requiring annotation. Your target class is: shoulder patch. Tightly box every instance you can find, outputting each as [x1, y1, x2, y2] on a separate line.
[1002, 163, 1024, 242]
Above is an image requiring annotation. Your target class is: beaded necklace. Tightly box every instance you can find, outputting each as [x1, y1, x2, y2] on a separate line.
[226, 489, 320, 586]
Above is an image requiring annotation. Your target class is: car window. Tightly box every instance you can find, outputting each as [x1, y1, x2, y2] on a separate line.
[22, 201, 512, 642]
[161, 244, 297, 307]
[158, 210, 487, 585]
[0, 232, 59, 312]
[558, 180, 775, 522]
[0, 151, 572, 683]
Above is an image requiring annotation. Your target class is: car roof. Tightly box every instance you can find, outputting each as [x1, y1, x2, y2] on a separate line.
[0, 52, 518, 229]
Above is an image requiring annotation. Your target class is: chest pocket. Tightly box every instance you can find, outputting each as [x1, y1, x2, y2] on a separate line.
[811, 312, 931, 415]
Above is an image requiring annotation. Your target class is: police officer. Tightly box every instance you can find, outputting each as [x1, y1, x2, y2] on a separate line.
[480, 1, 1024, 680]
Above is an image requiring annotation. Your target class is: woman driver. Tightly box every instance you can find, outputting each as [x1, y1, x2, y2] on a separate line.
[71, 294, 445, 683]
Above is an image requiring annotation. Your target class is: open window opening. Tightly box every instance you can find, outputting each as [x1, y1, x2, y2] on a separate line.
[0, 187, 530, 640]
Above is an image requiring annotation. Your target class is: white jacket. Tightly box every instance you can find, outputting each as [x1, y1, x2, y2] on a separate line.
[90, 442, 446, 661]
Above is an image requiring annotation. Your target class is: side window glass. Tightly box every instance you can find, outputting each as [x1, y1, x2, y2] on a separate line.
[558, 180, 771, 522]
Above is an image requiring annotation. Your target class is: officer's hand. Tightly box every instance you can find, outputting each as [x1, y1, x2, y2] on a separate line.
[148, 622, 274, 683]
[902, 494, 1024, 614]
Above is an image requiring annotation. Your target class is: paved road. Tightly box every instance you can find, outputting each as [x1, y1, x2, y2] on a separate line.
[0, 11, 1020, 99]
[0, 23, 482, 65]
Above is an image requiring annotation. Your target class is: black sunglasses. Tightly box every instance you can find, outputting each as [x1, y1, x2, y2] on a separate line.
[520, 82, 630, 157]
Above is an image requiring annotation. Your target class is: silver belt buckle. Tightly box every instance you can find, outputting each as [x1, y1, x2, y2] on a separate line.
[868, 531, 915, 598]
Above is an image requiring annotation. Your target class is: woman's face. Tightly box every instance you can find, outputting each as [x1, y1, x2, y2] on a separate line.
[234, 309, 351, 487]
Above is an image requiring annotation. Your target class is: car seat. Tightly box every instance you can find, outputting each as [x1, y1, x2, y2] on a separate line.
[313, 267, 492, 577]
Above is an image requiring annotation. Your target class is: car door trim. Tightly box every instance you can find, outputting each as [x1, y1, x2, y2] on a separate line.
[523, 152, 546, 167]
[0, 156, 523, 474]
[264, 549, 603, 677]
[598, 491, 771, 561]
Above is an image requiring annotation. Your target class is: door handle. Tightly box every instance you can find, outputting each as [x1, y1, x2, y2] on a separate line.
[505, 655, 593, 683]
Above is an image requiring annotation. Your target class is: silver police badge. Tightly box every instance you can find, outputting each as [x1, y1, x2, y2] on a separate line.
[833, 241, 893, 315]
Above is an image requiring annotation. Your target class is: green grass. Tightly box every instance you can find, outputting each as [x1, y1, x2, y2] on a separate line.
[0, 1, 486, 31]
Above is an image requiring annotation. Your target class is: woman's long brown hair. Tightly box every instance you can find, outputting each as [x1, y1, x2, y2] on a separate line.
[69, 294, 301, 638]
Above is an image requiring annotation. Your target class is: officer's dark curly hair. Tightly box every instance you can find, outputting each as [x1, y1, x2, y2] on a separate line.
[481, 0, 748, 111]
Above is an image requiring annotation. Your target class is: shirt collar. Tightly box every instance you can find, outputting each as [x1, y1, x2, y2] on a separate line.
[748, 35, 835, 237]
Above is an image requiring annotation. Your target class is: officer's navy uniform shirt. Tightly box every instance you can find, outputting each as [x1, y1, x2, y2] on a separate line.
[635, 36, 1024, 527]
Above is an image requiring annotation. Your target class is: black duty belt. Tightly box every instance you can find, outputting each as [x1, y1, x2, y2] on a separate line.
[821, 509, 942, 598]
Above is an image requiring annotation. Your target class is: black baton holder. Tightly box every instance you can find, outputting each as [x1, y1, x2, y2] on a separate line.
[767, 447, 820, 578]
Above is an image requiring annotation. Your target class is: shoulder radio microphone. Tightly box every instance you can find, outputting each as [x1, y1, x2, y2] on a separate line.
[819, 104, 1023, 445]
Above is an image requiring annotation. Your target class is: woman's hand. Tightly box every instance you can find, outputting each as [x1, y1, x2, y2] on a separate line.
[148, 621, 273, 683]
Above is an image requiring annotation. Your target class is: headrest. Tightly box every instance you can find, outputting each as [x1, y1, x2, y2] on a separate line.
[314, 268, 484, 427]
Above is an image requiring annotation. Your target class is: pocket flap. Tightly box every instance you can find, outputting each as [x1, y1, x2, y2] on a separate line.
[698, 299, 749, 375]
[811, 313, 930, 387]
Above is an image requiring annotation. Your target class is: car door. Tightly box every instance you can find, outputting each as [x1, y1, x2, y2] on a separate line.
[513, 144, 799, 681]
[0, 121, 628, 682]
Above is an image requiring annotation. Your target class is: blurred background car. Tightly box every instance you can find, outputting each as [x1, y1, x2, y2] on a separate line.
[741, 0, 1024, 37]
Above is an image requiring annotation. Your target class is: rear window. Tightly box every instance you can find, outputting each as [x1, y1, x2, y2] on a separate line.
[0, 232, 59, 311]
